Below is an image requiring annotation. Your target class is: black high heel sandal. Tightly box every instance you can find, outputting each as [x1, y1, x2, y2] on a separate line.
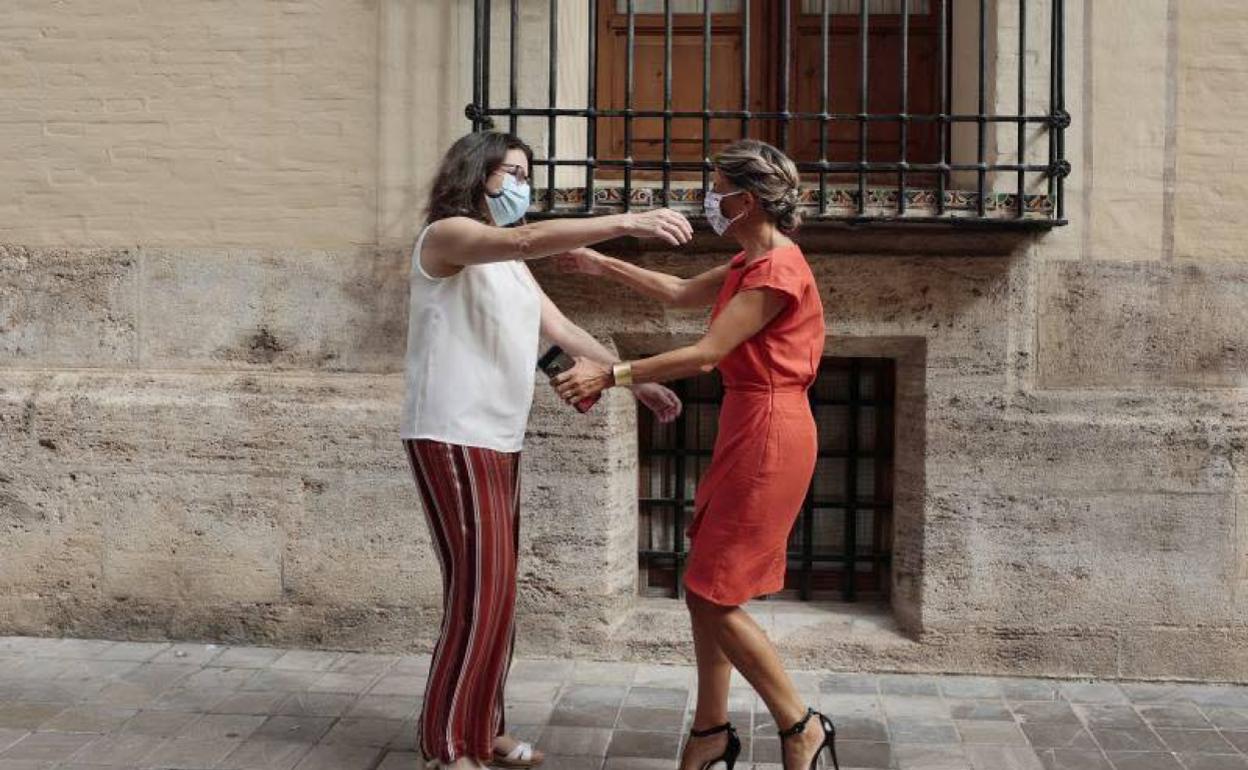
[778, 707, 839, 770]
[685, 721, 741, 770]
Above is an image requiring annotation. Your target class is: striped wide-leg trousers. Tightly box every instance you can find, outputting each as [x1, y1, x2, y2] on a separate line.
[403, 438, 521, 764]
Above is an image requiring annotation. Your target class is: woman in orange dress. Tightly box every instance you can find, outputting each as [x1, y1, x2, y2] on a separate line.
[553, 139, 838, 770]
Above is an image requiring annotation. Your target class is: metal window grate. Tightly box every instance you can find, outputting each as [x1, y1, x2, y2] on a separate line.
[469, 0, 1069, 227]
[637, 357, 894, 601]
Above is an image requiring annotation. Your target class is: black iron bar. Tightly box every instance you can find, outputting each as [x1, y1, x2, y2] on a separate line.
[819, 0, 830, 215]
[547, 0, 558, 211]
[938, 0, 949, 215]
[1017, 0, 1026, 218]
[662, 0, 673, 207]
[976, 0, 987, 216]
[472, 0, 483, 131]
[899, 0, 910, 215]
[858, 0, 869, 215]
[779, 0, 792, 151]
[1056, 0, 1066, 221]
[742, 0, 751, 137]
[587, 0, 598, 213]
[625, 0, 636, 211]
[509, 0, 518, 135]
[844, 358, 860, 602]
[483, 106, 1054, 123]
[702, 0, 712, 196]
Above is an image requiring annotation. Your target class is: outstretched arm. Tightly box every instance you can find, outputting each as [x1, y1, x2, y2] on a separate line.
[551, 287, 788, 403]
[555, 247, 729, 309]
[421, 210, 692, 278]
[526, 266, 682, 423]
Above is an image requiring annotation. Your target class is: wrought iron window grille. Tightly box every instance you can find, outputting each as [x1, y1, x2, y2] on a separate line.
[469, 0, 1069, 228]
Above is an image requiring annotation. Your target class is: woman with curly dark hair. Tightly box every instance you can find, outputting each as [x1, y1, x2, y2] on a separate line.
[405, 130, 690, 770]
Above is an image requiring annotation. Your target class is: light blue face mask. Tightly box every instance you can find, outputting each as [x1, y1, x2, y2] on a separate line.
[486, 172, 531, 226]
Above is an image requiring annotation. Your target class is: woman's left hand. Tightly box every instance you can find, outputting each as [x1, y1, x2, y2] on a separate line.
[552, 357, 613, 404]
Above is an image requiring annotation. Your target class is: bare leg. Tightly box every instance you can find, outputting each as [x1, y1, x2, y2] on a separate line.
[680, 594, 735, 769]
[686, 592, 826, 769]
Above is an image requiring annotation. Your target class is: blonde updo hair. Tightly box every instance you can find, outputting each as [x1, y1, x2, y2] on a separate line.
[713, 139, 802, 233]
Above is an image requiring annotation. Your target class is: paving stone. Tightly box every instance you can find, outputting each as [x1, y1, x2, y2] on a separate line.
[1036, 747, 1113, 770]
[623, 688, 688, 710]
[888, 717, 959, 744]
[956, 719, 1030, 745]
[504, 700, 555, 727]
[117, 709, 200, 737]
[289, 742, 383, 770]
[64, 733, 164, 765]
[835, 739, 892, 768]
[893, 742, 972, 770]
[0, 733, 95, 762]
[883, 695, 950, 719]
[1076, 704, 1150, 730]
[149, 643, 226, 667]
[831, 714, 888, 741]
[269, 651, 342, 672]
[950, 699, 1014, 721]
[572, 662, 638, 686]
[250, 715, 335, 744]
[615, 706, 685, 733]
[0, 706, 66, 732]
[1060, 682, 1130, 705]
[210, 647, 289, 669]
[365, 674, 426, 697]
[208, 690, 291, 715]
[941, 677, 1005, 699]
[1090, 728, 1167, 752]
[1152, 727, 1237, 753]
[308, 672, 377, 694]
[178, 713, 266, 742]
[507, 679, 563, 703]
[606, 730, 680, 759]
[1103, 752, 1185, 770]
[0, 732, 25, 753]
[1222, 731, 1248, 753]
[632, 665, 693, 689]
[964, 744, 1046, 770]
[1019, 721, 1099, 750]
[1013, 701, 1081, 724]
[818, 673, 880, 695]
[1174, 755, 1248, 770]
[1203, 709, 1248, 731]
[272, 692, 358, 718]
[37, 706, 136, 733]
[1136, 703, 1212, 728]
[217, 737, 316, 770]
[1002, 680, 1062, 702]
[345, 695, 419, 721]
[320, 717, 404, 747]
[327, 653, 397, 677]
[375, 750, 420, 770]
[510, 659, 575, 682]
[880, 674, 942, 697]
[536, 725, 613, 757]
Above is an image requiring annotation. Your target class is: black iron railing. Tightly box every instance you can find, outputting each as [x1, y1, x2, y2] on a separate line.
[637, 358, 894, 602]
[469, 0, 1068, 227]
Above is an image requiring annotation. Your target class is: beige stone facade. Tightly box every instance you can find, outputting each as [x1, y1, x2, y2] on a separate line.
[1, 0, 1246, 682]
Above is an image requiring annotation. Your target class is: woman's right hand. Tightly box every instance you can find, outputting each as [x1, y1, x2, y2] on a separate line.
[624, 208, 693, 246]
[553, 247, 606, 277]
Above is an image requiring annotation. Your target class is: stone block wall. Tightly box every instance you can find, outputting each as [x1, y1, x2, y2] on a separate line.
[1, 0, 1247, 681]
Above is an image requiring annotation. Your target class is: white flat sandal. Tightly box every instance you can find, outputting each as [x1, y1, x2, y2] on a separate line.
[492, 741, 544, 768]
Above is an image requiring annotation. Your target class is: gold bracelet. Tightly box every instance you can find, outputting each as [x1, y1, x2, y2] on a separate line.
[612, 361, 634, 388]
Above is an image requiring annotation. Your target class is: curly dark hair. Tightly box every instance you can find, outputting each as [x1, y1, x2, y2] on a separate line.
[424, 131, 534, 225]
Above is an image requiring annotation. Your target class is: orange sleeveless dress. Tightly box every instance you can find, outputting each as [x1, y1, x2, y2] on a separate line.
[684, 244, 826, 606]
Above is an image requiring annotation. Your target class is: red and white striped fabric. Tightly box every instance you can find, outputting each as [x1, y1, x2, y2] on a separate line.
[404, 438, 521, 764]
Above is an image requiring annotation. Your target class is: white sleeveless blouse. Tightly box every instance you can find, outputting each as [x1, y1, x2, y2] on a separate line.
[400, 223, 541, 453]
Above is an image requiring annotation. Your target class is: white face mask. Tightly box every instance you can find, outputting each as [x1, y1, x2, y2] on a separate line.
[703, 189, 746, 236]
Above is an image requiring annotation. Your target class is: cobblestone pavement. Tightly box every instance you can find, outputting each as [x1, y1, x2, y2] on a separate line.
[1, 636, 1247, 769]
